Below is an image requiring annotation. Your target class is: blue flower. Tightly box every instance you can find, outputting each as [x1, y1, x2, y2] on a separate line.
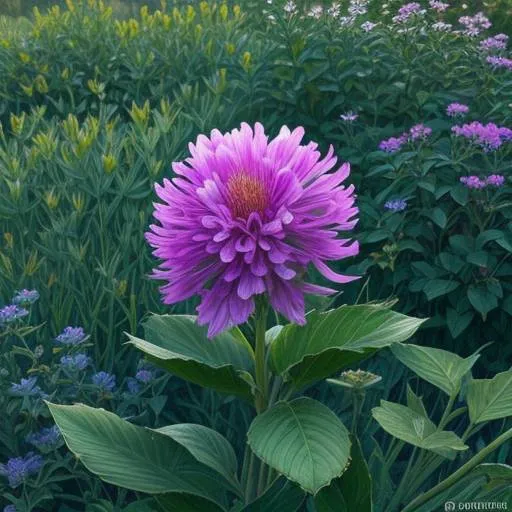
[384, 199, 407, 212]
[60, 353, 90, 372]
[26, 426, 61, 452]
[126, 377, 141, 395]
[4, 505, 17, 512]
[55, 326, 87, 346]
[135, 369, 153, 384]
[9, 377, 46, 398]
[0, 452, 44, 488]
[0, 305, 29, 325]
[12, 289, 40, 306]
[92, 371, 116, 392]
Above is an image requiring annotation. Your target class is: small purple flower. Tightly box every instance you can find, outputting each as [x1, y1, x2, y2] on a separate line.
[429, 0, 449, 12]
[452, 122, 512, 151]
[361, 21, 377, 32]
[12, 289, 39, 306]
[393, 2, 425, 23]
[0, 305, 29, 325]
[0, 452, 44, 488]
[384, 199, 407, 212]
[486, 56, 512, 70]
[340, 111, 358, 122]
[26, 426, 61, 452]
[480, 34, 508, 51]
[135, 369, 154, 384]
[9, 377, 45, 397]
[60, 353, 90, 372]
[92, 371, 116, 392]
[458, 12, 491, 37]
[379, 134, 407, 153]
[431, 21, 452, 32]
[126, 377, 141, 395]
[409, 124, 432, 140]
[486, 174, 506, 187]
[446, 103, 469, 117]
[4, 505, 16, 512]
[55, 326, 87, 346]
[460, 176, 487, 189]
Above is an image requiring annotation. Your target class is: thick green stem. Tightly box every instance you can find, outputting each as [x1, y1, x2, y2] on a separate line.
[254, 299, 269, 413]
[403, 427, 512, 512]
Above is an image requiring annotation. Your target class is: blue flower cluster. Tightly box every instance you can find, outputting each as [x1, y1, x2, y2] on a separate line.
[384, 199, 408, 212]
[9, 377, 47, 398]
[60, 353, 90, 372]
[26, 426, 62, 452]
[92, 371, 116, 392]
[55, 326, 88, 346]
[0, 452, 43, 488]
[0, 289, 39, 327]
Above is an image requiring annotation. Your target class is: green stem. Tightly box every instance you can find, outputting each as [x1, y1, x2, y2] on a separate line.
[403, 427, 512, 512]
[438, 393, 456, 430]
[254, 299, 269, 414]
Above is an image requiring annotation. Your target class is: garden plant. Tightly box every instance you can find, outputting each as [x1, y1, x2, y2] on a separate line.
[0, 0, 512, 511]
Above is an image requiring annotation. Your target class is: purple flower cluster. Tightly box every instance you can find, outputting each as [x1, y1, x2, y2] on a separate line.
[393, 2, 425, 23]
[126, 378, 141, 394]
[135, 369, 154, 383]
[12, 289, 39, 305]
[361, 21, 377, 32]
[4, 505, 16, 512]
[0, 452, 43, 488]
[486, 56, 512, 70]
[446, 103, 469, 117]
[26, 426, 61, 452]
[55, 326, 87, 346]
[409, 124, 432, 140]
[9, 377, 46, 398]
[0, 305, 29, 325]
[385, 199, 407, 211]
[480, 34, 508, 51]
[429, 0, 449, 12]
[379, 134, 408, 153]
[60, 353, 90, 372]
[458, 12, 491, 37]
[379, 124, 433, 152]
[92, 371, 116, 392]
[460, 175, 506, 189]
[452, 121, 512, 151]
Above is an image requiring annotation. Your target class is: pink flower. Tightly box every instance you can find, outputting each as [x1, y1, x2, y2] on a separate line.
[146, 123, 359, 337]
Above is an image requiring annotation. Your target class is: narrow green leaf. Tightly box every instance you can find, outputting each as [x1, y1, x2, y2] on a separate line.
[391, 344, 479, 396]
[247, 398, 351, 495]
[242, 478, 305, 512]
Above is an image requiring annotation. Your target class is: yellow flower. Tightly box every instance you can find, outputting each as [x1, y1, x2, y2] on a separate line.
[102, 154, 117, 174]
[34, 75, 49, 94]
[18, 52, 30, 63]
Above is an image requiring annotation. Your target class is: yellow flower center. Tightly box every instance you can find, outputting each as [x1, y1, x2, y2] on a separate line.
[227, 173, 268, 219]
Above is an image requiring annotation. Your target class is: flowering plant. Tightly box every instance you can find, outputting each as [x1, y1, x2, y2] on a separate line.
[46, 124, 430, 510]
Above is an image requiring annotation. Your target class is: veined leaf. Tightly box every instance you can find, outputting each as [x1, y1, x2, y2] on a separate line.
[127, 315, 255, 400]
[247, 398, 351, 495]
[48, 403, 230, 508]
[467, 370, 512, 424]
[372, 401, 467, 459]
[270, 305, 425, 391]
[391, 344, 479, 396]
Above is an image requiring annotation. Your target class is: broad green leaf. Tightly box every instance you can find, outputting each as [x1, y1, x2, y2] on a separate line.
[242, 478, 305, 512]
[423, 279, 459, 301]
[446, 308, 473, 339]
[391, 344, 479, 396]
[156, 423, 242, 497]
[467, 285, 498, 318]
[372, 401, 467, 459]
[127, 315, 255, 400]
[467, 370, 512, 424]
[270, 305, 425, 391]
[247, 398, 351, 495]
[315, 438, 372, 512]
[406, 385, 428, 418]
[47, 403, 228, 507]
[155, 494, 225, 512]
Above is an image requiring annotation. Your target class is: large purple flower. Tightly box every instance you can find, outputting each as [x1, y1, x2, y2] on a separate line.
[147, 123, 359, 337]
